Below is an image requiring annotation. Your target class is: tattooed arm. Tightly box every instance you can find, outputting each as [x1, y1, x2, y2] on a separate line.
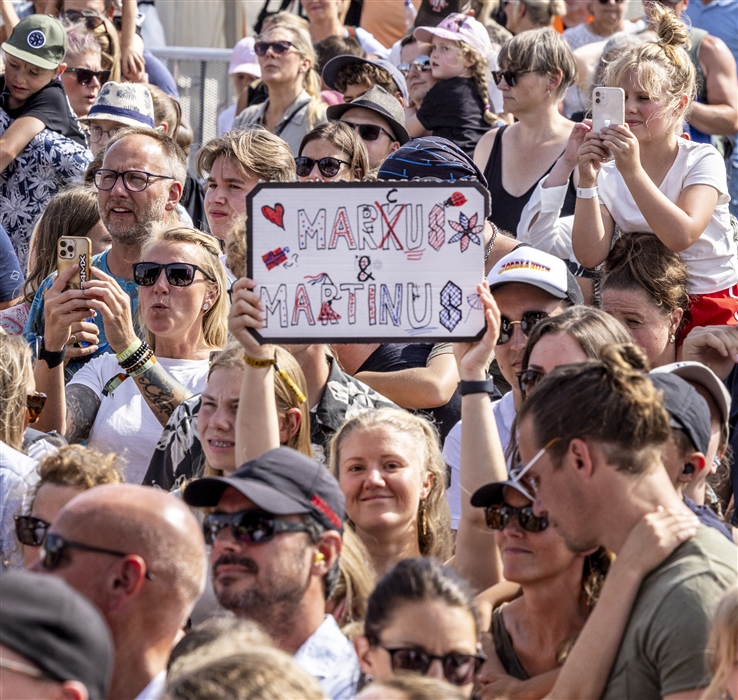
[64, 385, 101, 444]
[132, 361, 194, 428]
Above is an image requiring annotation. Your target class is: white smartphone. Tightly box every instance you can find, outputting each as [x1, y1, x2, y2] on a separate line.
[592, 87, 625, 133]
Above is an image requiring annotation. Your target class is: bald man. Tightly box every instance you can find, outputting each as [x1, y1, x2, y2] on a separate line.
[31, 484, 206, 700]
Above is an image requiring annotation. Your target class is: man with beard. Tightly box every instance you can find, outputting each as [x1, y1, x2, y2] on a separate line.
[31, 483, 206, 700]
[24, 126, 186, 379]
[183, 446, 359, 700]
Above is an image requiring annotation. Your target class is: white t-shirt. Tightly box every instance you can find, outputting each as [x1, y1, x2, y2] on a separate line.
[69, 355, 209, 484]
[598, 138, 738, 294]
[442, 391, 516, 529]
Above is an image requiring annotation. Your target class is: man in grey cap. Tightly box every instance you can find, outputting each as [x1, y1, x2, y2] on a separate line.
[327, 85, 410, 171]
[0, 570, 113, 700]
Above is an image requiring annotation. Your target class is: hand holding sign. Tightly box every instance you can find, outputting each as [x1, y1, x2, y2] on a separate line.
[228, 277, 275, 361]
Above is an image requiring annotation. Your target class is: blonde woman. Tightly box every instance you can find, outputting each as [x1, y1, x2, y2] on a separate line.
[233, 23, 327, 155]
[701, 586, 738, 700]
[34, 225, 228, 483]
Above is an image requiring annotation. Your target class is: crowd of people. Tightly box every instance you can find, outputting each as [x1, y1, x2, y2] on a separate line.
[0, 0, 737, 699]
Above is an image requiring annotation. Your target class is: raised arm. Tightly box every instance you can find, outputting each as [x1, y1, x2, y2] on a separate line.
[0, 116, 46, 173]
[544, 508, 699, 700]
[446, 282, 506, 593]
[229, 276, 282, 464]
[120, 0, 146, 83]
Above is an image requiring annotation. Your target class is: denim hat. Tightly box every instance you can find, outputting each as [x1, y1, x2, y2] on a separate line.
[83, 81, 155, 127]
[376, 136, 487, 186]
[2, 14, 67, 70]
[327, 85, 410, 144]
[322, 55, 409, 103]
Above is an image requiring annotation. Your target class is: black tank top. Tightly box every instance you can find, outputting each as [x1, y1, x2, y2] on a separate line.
[483, 125, 577, 236]
[491, 605, 530, 680]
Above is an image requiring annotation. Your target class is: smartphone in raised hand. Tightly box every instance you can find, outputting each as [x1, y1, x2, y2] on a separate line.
[57, 236, 92, 291]
[592, 87, 625, 133]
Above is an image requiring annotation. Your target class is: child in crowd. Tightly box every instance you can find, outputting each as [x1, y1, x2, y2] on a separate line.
[405, 13, 496, 157]
[570, 3, 738, 337]
[0, 14, 90, 268]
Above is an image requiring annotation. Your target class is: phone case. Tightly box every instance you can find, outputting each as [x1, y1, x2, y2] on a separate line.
[57, 237, 92, 290]
[592, 87, 625, 132]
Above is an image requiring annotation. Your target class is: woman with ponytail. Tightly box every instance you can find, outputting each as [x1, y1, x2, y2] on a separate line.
[233, 23, 327, 155]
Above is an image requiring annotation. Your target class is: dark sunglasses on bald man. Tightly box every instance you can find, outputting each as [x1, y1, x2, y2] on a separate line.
[133, 262, 216, 287]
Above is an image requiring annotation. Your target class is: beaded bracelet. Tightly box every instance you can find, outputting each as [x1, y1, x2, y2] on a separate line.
[125, 349, 154, 375]
[119, 342, 151, 370]
[129, 355, 157, 378]
[116, 338, 143, 363]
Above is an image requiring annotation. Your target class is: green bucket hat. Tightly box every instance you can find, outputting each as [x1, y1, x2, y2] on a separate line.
[2, 15, 67, 70]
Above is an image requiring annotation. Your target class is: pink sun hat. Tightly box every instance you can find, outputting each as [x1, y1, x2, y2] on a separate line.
[414, 13, 491, 57]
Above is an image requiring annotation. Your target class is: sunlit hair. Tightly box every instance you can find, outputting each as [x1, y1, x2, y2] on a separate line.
[516, 0, 566, 27]
[330, 408, 452, 560]
[603, 2, 695, 130]
[0, 332, 33, 452]
[299, 121, 369, 181]
[148, 84, 182, 141]
[260, 10, 309, 33]
[24, 185, 100, 305]
[701, 586, 738, 700]
[64, 29, 101, 61]
[601, 231, 690, 333]
[197, 128, 296, 184]
[519, 343, 670, 474]
[360, 673, 468, 699]
[259, 23, 324, 131]
[201, 344, 311, 478]
[63, 12, 120, 82]
[499, 26, 577, 98]
[138, 225, 228, 349]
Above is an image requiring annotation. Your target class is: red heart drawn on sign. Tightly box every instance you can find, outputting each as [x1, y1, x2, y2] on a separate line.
[262, 204, 285, 229]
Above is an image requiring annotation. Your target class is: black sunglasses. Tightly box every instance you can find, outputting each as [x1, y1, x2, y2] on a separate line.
[14, 515, 49, 547]
[485, 503, 549, 533]
[203, 509, 311, 546]
[26, 392, 46, 424]
[491, 69, 535, 87]
[133, 262, 216, 287]
[295, 156, 350, 178]
[597, 0, 625, 4]
[254, 40, 295, 56]
[342, 121, 395, 142]
[65, 67, 111, 86]
[497, 311, 548, 345]
[517, 367, 545, 398]
[375, 643, 486, 686]
[41, 533, 155, 579]
[398, 55, 432, 77]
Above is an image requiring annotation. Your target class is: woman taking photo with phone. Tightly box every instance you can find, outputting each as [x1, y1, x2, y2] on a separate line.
[33, 225, 228, 483]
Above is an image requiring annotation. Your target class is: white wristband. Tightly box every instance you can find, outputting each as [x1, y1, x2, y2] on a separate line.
[576, 186, 599, 199]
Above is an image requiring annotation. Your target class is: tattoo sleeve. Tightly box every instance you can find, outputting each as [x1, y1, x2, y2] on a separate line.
[65, 385, 101, 444]
[133, 362, 193, 427]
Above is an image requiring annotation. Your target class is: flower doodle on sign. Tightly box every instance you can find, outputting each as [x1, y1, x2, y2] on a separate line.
[448, 212, 483, 252]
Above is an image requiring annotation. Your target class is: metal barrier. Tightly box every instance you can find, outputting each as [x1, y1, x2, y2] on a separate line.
[150, 46, 234, 164]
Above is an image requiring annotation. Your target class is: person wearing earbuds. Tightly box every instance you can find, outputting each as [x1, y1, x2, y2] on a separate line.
[183, 447, 360, 700]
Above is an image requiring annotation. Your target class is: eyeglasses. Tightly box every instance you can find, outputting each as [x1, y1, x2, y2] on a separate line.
[203, 509, 311, 546]
[133, 262, 216, 288]
[517, 367, 545, 398]
[26, 392, 46, 424]
[0, 657, 49, 680]
[14, 515, 49, 547]
[40, 533, 155, 579]
[491, 70, 535, 87]
[65, 67, 111, 86]
[94, 169, 175, 192]
[254, 40, 296, 56]
[497, 311, 549, 345]
[87, 125, 122, 144]
[485, 503, 549, 533]
[295, 156, 350, 178]
[375, 643, 486, 686]
[342, 121, 395, 142]
[398, 55, 432, 77]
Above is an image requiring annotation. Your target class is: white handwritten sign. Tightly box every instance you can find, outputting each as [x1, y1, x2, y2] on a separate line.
[246, 181, 489, 343]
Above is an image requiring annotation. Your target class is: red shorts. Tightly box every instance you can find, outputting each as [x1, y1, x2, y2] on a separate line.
[678, 284, 738, 343]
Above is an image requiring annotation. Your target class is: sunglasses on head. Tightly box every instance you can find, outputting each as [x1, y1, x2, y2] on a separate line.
[26, 392, 46, 424]
[202, 509, 312, 546]
[398, 55, 432, 77]
[497, 311, 548, 345]
[14, 515, 49, 547]
[375, 643, 486, 686]
[517, 367, 545, 398]
[597, 0, 625, 4]
[64, 9, 105, 29]
[342, 121, 395, 142]
[41, 533, 155, 579]
[485, 503, 549, 533]
[65, 67, 111, 86]
[132, 262, 216, 287]
[491, 69, 535, 87]
[295, 155, 350, 178]
[254, 40, 296, 56]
